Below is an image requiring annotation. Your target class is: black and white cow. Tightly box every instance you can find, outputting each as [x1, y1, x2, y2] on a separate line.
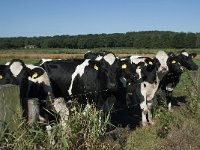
[84, 52, 140, 114]
[1, 59, 53, 121]
[159, 50, 198, 110]
[42, 52, 139, 123]
[129, 51, 169, 126]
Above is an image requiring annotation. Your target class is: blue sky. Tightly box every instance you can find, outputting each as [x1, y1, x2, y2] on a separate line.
[0, 0, 199, 37]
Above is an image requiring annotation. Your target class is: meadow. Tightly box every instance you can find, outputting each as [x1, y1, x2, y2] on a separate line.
[0, 49, 200, 149]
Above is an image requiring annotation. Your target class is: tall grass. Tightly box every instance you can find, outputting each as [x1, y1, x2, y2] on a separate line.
[0, 103, 115, 149]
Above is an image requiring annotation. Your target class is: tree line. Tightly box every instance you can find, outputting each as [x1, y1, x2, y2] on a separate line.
[0, 31, 200, 49]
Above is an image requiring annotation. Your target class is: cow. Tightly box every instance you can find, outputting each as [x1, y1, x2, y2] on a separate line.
[83, 52, 140, 117]
[1, 59, 54, 122]
[159, 50, 198, 111]
[42, 52, 139, 125]
[129, 51, 169, 126]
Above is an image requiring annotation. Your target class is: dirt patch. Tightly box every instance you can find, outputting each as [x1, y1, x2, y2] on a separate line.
[0, 52, 199, 59]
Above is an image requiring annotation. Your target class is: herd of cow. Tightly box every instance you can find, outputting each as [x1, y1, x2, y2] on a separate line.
[0, 50, 198, 131]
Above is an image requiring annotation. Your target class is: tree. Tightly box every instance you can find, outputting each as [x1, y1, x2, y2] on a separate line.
[185, 33, 197, 48]
[171, 33, 186, 48]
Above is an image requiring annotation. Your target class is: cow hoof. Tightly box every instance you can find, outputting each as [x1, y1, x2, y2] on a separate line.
[142, 121, 148, 127]
[149, 120, 155, 125]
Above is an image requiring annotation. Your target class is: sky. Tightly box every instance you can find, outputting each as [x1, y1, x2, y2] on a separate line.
[0, 0, 200, 37]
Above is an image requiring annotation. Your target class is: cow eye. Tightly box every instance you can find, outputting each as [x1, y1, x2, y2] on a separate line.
[93, 64, 99, 71]
[0, 75, 3, 80]
[171, 60, 176, 64]
[121, 64, 127, 69]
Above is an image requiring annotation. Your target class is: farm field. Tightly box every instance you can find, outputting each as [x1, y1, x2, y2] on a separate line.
[0, 48, 199, 64]
[0, 49, 200, 149]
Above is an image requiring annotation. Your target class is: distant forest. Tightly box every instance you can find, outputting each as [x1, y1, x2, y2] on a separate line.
[0, 31, 200, 49]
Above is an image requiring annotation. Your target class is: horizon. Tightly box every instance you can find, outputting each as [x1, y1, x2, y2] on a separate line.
[1, 0, 200, 38]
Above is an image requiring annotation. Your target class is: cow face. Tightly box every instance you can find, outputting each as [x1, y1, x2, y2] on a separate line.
[140, 58, 157, 83]
[99, 53, 118, 91]
[0, 59, 48, 87]
[118, 59, 139, 84]
[0, 59, 29, 85]
[167, 52, 182, 74]
[0, 65, 18, 85]
[178, 51, 198, 71]
[155, 51, 169, 74]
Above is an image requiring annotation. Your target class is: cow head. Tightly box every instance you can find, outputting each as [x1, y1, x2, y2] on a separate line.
[167, 52, 183, 74]
[155, 51, 169, 79]
[0, 59, 50, 97]
[118, 59, 139, 84]
[0, 65, 18, 85]
[98, 52, 119, 91]
[129, 56, 158, 84]
[177, 50, 198, 71]
[0, 59, 29, 85]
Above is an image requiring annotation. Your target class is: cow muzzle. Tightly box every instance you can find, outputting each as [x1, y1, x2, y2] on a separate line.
[107, 83, 117, 92]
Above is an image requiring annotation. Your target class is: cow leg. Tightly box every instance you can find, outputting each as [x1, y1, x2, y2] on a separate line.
[46, 125, 56, 145]
[100, 95, 116, 131]
[140, 100, 148, 126]
[166, 91, 173, 111]
[147, 101, 154, 124]
[53, 97, 69, 129]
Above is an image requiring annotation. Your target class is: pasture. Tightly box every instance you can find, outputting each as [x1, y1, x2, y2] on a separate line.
[0, 49, 200, 149]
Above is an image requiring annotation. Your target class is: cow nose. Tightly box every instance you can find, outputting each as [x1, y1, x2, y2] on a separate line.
[161, 66, 168, 71]
[130, 73, 139, 82]
[108, 83, 117, 91]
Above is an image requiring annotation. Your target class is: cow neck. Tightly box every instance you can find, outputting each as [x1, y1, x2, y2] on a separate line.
[68, 59, 90, 95]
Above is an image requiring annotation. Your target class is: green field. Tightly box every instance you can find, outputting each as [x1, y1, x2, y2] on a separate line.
[1, 48, 200, 54]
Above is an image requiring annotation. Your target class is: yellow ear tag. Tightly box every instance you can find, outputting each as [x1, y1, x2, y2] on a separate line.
[172, 60, 176, 64]
[94, 64, 99, 71]
[32, 72, 38, 79]
[0, 75, 3, 80]
[148, 61, 153, 65]
[122, 64, 127, 69]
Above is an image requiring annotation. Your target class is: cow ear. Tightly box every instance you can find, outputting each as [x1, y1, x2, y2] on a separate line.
[28, 67, 45, 79]
[168, 52, 175, 57]
[190, 53, 197, 58]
